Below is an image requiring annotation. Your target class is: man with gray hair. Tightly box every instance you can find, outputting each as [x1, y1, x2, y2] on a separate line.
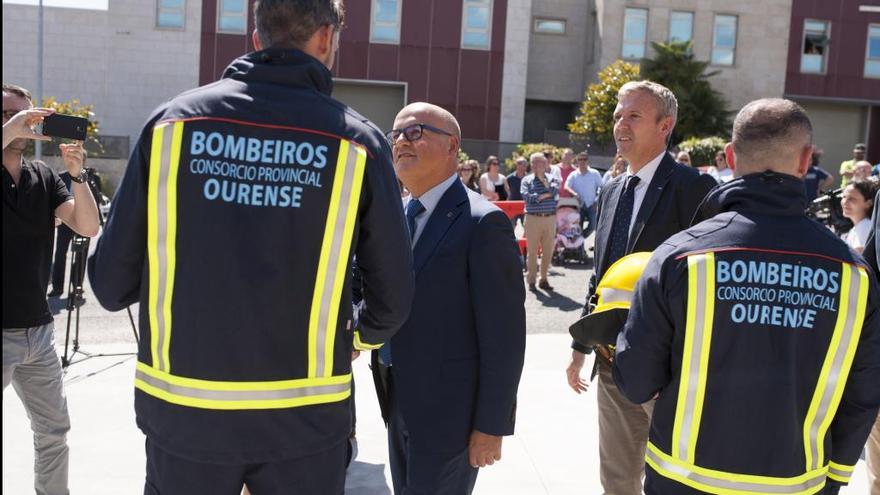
[614, 98, 880, 494]
[566, 79, 716, 494]
[89, 0, 415, 492]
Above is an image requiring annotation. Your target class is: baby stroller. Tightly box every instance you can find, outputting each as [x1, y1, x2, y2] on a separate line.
[553, 198, 587, 265]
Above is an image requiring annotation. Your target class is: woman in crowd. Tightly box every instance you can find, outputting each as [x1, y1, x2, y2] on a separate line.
[479, 155, 510, 201]
[707, 150, 734, 183]
[603, 154, 627, 185]
[840, 178, 878, 254]
[676, 151, 692, 167]
[458, 159, 481, 193]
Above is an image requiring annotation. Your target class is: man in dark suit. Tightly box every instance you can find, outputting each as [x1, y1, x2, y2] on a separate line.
[378, 102, 526, 494]
[564, 81, 717, 495]
[863, 191, 879, 491]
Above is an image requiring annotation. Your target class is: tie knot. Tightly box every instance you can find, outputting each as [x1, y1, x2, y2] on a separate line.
[406, 198, 425, 220]
[626, 175, 641, 191]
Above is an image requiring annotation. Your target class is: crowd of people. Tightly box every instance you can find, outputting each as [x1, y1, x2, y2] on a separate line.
[3, 1, 880, 495]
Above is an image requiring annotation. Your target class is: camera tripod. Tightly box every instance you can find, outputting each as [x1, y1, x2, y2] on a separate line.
[60, 234, 139, 368]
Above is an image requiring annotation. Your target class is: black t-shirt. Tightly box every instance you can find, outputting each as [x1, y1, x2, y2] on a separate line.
[2, 160, 72, 328]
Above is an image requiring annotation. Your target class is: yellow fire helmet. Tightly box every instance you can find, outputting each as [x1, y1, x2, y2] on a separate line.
[569, 251, 652, 348]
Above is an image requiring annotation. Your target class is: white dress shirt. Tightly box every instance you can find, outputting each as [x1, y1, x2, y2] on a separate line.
[625, 150, 665, 235]
[406, 173, 459, 246]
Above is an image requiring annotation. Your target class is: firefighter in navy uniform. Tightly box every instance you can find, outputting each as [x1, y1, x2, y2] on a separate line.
[614, 99, 880, 495]
[88, 1, 415, 493]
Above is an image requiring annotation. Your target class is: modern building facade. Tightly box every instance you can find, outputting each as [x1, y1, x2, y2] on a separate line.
[785, 0, 880, 168]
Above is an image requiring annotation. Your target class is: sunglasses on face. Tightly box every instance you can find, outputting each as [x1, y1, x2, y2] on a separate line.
[386, 123, 453, 145]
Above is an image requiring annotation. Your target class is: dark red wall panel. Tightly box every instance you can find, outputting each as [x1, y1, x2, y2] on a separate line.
[399, 46, 430, 102]
[368, 44, 400, 80]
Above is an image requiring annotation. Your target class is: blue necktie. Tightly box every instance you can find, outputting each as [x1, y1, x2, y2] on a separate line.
[405, 198, 425, 241]
[380, 198, 425, 367]
[606, 175, 640, 268]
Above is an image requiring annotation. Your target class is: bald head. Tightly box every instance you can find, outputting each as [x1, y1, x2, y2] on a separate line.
[729, 98, 813, 177]
[391, 102, 462, 197]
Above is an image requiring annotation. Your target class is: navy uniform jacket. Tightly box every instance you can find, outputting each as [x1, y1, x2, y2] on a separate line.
[391, 179, 526, 453]
[88, 48, 414, 463]
[614, 173, 880, 494]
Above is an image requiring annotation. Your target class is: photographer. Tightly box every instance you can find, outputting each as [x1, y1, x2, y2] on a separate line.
[2, 83, 99, 495]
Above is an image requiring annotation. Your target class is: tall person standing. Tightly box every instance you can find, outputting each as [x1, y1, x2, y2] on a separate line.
[564, 81, 716, 495]
[88, 1, 415, 493]
[378, 102, 526, 494]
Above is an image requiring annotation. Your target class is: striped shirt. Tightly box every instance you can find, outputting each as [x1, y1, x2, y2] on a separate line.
[520, 173, 559, 214]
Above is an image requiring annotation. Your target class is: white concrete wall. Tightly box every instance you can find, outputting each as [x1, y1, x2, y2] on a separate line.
[2, 0, 202, 148]
[499, 0, 533, 142]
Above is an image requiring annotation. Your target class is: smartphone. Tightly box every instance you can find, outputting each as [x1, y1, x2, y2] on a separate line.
[41, 113, 89, 141]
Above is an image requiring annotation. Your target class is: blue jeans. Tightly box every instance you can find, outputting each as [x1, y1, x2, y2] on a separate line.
[580, 203, 598, 239]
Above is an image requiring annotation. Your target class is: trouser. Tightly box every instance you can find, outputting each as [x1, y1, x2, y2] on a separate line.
[144, 437, 347, 495]
[387, 373, 478, 495]
[580, 203, 598, 240]
[868, 412, 880, 495]
[524, 213, 556, 285]
[597, 361, 654, 495]
[3, 323, 71, 495]
[51, 225, 73, 294]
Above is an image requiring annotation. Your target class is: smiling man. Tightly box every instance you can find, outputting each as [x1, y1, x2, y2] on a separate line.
[377, 102, 526, 495]
[564, 81, 717, 495]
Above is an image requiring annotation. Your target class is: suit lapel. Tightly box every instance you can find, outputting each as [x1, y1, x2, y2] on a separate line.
[627, 154, 675, 252]
[413, 180, 468, 274]
[596, 178, 623, 275]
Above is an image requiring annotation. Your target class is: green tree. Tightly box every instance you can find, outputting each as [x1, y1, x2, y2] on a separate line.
[568, 60, 640, 145]
[640, 41, 731, 145]
[503, 143, 565, 172]
[677, 136, 727, 168]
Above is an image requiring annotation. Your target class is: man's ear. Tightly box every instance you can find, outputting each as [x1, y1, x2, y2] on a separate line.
[252, 30, 263, 51]
[795, 144, 813, 178]
[725, 142, 737, 175]
[316, 24, 334, 58]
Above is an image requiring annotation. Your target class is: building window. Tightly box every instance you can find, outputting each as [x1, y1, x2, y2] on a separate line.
[712, 14, 737, 66]
[156, 0, 184, 29]
[866, 24, 880, 78]
[622, 8, 648, 59]
[217, 0, 247, 34]
[534, 18, 566, 35]
[800, 20, 830, 73]
[371, 0, 401, 44]
[669, 11, 693, 44]
[462, 0, 492, 50]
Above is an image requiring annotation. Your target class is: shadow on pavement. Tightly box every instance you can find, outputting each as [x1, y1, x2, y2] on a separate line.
[345, 459, 391, 495]
[532, 289, 583, 311]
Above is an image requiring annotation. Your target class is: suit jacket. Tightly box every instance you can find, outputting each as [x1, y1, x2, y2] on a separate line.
[389, 179, 526, 454]
[577, 153, 717, 353]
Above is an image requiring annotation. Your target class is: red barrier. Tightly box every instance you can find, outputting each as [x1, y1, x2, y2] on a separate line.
[493, 200, 525, 220]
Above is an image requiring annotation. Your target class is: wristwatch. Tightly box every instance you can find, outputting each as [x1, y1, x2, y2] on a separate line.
[70, 169, 88, 184]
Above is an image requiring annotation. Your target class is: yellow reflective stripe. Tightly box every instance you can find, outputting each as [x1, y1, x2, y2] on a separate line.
[827, 461, 854, 473]
[673, 253, 715, 462]
[308, 140, 365, 378]
[147, 124, 164, 370]
[162, 122, 184, 372]
[134, 362, 351, 410]
[646, 442, 827, 495]
[146, 121, 184, 373]
[353, 330, 383, 351]
[804, 264, 868, 470]
[323, 144, 366, 376]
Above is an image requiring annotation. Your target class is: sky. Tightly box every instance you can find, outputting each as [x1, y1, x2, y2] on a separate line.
[2, 0, 108, 10]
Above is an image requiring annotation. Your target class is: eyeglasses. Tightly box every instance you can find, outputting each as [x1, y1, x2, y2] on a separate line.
[386, 123, 453, 145]
[460, 168, 474, 172]
[2, 109, 26, 121]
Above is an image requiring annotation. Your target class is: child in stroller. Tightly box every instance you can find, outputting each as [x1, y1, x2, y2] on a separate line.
[553, 198, 587, 265]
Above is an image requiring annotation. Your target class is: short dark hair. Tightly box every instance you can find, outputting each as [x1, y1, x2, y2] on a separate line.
[254, 0, 345, 50]
[732, 98, 812, 169]
[2, 83, 33, 104]
[848, 179, 879, 218]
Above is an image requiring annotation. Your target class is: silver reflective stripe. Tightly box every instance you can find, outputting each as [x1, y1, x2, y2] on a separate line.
[153, 124, 176, 372]
[313, 144, 360, 377]
[677, 254, 712, 461]
[600, 287, 632, 304]
[646, 447, 826, 494]
[827, 465, 851, 480]
[135, 370, 350, 402]
[806, 263, 864, 470]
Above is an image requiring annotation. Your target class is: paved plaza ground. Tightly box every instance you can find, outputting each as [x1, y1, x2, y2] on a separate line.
[2, 244, 871, 494]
